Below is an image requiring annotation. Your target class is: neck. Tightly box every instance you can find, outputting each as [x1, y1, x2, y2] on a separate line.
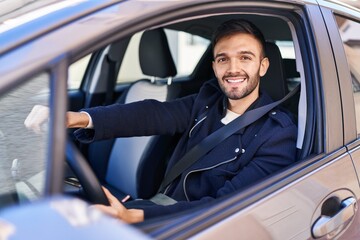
[227, 90, 259, 115]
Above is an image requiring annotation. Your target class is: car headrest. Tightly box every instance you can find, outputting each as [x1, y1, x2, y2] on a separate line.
[139, 28, 177, 78]
[260, 42, 288, 101]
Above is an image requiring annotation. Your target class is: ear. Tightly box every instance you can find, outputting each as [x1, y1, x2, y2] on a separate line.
[259, 57, 270, 77]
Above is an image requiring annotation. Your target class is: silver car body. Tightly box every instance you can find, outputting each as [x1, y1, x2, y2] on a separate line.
[0, 0, 360, 239]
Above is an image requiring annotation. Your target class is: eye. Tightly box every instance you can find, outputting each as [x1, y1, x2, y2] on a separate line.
[240, 55, 252, 61]
[216, 57, 228, 63]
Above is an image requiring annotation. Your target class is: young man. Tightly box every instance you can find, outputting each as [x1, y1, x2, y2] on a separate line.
[26, 19, 297, 223]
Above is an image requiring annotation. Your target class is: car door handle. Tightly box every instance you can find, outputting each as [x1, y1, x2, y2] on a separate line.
[312, 197, 356, 238]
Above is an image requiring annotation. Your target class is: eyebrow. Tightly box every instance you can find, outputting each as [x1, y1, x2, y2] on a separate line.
[214, 51, 256, 60]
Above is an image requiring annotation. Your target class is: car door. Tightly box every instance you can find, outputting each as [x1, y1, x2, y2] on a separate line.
[146, 2, 360, 239]
[322, 2, 360, 239]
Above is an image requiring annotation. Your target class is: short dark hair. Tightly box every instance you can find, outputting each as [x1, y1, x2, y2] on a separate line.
[212, 19, 266, 57]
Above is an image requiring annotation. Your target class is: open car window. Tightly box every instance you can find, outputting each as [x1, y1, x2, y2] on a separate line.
[78, 10, 308, 217]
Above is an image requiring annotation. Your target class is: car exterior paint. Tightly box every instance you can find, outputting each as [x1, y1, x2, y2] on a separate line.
[0, 0, 359, 239]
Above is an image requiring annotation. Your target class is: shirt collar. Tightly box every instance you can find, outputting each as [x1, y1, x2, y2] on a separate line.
[221, 91, 274, 134]
[221, 92, 270, 117]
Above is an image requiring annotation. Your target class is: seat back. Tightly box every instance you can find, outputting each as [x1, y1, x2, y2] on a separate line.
[260, 42, 289, 101]
[104, 28, 178, 199]
[261, 42, 303, 158]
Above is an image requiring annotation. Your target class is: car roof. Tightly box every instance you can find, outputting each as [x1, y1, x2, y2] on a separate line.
[0, 0, 124, 55]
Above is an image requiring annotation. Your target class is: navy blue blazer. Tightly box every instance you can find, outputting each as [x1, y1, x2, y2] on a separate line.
[75, 79, 297, 219]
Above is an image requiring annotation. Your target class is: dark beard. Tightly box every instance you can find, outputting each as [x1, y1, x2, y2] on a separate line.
[219, 76, 259, 100]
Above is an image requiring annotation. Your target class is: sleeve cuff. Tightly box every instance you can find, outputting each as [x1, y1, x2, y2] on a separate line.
[73, 128, 95, 144]
[80, 111, 94, 128]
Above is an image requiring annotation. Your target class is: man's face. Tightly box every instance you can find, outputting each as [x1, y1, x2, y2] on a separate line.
[212, 33, 269, 101]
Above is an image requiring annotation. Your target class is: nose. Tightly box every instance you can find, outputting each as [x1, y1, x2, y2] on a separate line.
[227, 58, 241, 74]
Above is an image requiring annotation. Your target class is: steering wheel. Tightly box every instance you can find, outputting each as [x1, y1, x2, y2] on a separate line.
[65, 140, 110, 205]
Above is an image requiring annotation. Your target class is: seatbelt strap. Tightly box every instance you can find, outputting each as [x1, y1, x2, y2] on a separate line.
[159, 84, 299, 191]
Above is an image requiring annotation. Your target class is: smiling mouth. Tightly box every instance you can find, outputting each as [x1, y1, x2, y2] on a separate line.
[225, 77, 246, 83]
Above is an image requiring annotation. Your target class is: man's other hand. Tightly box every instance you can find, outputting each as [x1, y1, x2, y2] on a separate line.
[92, 187, 144, 224]
[24, 105, 49, 133]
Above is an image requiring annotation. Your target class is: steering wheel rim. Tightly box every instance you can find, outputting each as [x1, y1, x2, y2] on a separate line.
[65, 140, 109, 205]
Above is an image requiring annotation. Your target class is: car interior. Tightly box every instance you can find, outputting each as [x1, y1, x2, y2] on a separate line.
[63, 12, 312, 209]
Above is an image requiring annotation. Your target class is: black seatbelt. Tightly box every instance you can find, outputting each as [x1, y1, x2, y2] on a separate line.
[159, 84, 300, 192]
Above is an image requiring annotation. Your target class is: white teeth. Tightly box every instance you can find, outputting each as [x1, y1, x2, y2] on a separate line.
[227, 78, 246, 83]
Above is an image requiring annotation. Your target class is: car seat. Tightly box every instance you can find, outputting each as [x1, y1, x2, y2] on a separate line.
[261, 42, 289, 101]
[261, 41, 302, 157]
[87, 28, 179, 200]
